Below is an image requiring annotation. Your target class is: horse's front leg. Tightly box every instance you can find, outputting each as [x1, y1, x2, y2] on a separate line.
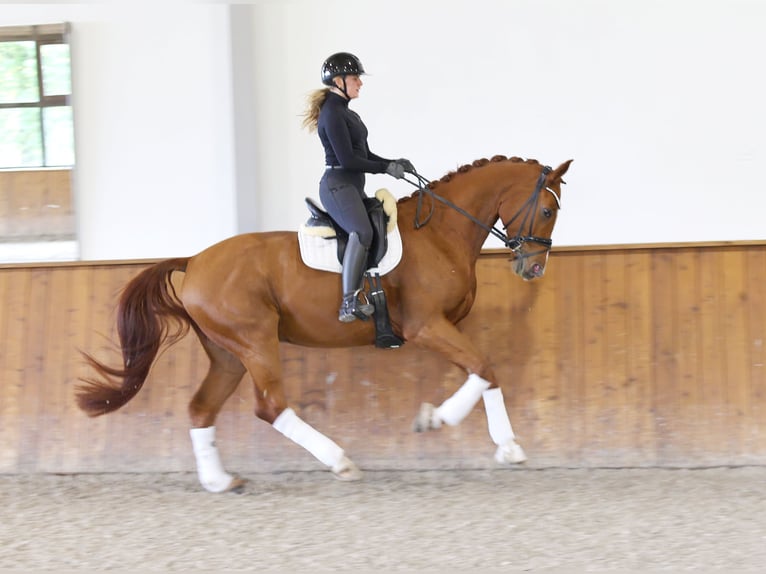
[408, 317, 527, 465]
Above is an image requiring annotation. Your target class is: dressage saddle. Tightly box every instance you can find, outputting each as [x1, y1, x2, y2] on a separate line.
[303, 196, 388, 268]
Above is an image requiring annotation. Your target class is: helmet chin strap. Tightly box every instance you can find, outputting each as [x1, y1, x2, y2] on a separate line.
[334, 76, 350, 99]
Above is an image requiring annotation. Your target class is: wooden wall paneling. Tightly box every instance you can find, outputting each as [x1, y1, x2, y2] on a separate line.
[603, 250, 640, 464]
[623, 250, 655, 464]
[19, 171, 46, 237]
[0, 174, 11, 236]
[5, 171, 23, 235]
[674, 249, 707, 463]
[327, 345, 364, 460]
[745, 248, 765, 456]
[650, 250, 681, 465]
[0, 170, 73, 239]
[580, 251, 609, 462]
[520, 263, 561, 463]
[4, 172, 22, 236]
[720, 249, 753, 460]
[347, 346, 396, 466]
[697, 250, 729, 464]
[16, 268, 51, 471]
[2, 244, 765, 474]
[364, 347, 400, 465]
[67, 266, 109, 472]
[0, 269, 27, 471]
[35, 267, 72, 472]
[549, 252, 586, 465]
[64, 265, 98, 472]
[44, 170, 74, 236]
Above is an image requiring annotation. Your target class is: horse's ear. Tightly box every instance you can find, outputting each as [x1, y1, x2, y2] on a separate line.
[548, 159, 573, 184]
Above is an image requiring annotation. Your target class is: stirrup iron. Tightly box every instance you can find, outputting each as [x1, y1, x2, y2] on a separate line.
[339, 289, 374, 323]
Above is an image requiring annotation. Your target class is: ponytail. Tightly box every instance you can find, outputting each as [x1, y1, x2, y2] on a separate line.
[301, 88, 331, 132]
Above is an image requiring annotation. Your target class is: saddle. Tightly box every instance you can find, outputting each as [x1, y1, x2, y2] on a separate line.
[303, 196, 389, 267]
[303, 193, 403, 349]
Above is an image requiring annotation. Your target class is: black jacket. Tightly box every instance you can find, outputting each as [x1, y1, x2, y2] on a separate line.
[318, 92, 391, 172]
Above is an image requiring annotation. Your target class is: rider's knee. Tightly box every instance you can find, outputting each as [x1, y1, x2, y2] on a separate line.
[355, 226, 373, 249]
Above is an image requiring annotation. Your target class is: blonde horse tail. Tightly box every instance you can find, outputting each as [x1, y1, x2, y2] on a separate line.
[75, 258, 191, 417]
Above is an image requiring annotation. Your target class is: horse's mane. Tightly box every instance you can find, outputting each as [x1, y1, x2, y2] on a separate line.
[400, 155, 542, 202]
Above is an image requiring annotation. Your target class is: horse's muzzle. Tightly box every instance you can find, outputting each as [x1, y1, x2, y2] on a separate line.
[513, 254, 547, 280]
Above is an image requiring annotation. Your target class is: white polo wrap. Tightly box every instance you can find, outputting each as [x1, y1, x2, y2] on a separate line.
[189, 426, 235, 493]
[273, 407, 345, 468]
[482, 387, 516, 445]
[435, 373, 491, 426]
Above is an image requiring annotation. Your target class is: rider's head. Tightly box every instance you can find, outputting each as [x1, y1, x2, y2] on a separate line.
[321, 52, 366, 99]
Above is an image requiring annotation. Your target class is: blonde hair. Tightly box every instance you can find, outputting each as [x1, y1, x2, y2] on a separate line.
[301, 88, 331, 132]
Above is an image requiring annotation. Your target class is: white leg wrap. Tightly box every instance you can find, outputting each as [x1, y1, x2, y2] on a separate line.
[273, 408, 345, 469]
[435, 373, 491, 427]
[482, 387, 516, 445]
[189, 426, 235, 493]
[483, 387, 527, 464]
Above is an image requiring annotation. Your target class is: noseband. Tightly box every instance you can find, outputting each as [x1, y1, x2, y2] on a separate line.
[406, 165, 559, 258]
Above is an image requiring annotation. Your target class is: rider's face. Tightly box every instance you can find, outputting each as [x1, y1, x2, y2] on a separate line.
[334, 74, 363, 99]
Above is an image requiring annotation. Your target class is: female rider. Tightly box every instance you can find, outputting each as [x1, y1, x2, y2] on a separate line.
[302, 52, 414, 322]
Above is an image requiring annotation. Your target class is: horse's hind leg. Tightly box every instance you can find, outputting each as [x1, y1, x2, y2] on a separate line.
[188, 332, 248, 493]
[239, 325, 362, 481]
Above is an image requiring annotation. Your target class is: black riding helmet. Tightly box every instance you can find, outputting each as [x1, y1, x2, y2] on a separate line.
[321, 52, 366, 85]
[321, 52, 366, 97]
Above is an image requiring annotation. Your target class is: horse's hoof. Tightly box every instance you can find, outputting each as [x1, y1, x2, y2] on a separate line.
[200, 474, 247, 494]
[494, 440, 527, 465]
[332, 456, 363, 481]
[226, 476, 248, 493]
[412, 402, 441, 432]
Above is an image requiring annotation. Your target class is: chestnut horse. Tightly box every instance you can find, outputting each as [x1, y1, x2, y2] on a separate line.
[77, 155, 572, 492]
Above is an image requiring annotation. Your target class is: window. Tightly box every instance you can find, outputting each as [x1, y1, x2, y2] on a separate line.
[0, 22, 76, 263]
[0, 23, 74, 168]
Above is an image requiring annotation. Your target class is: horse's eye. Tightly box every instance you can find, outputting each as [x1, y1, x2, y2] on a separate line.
[542, 207, 553, 218]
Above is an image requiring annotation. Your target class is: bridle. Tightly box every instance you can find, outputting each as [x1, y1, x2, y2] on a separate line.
[404, 165, 560, 259]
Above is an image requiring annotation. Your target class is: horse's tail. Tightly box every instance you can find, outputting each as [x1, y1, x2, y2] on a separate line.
[76, 257, 192, 417]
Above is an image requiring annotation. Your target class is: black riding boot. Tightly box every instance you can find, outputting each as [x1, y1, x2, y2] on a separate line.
[339, 232, 374, 322]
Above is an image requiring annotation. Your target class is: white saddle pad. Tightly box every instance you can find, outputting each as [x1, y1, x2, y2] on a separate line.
[298, 188, 403, 275]
[298, 223, 403, 275]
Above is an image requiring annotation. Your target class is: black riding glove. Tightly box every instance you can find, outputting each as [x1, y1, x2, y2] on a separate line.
[386, 161, 405, 179]
[397, 158, 416, 174]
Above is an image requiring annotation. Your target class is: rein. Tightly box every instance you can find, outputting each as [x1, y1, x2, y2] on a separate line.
[403, 165, 558, 257]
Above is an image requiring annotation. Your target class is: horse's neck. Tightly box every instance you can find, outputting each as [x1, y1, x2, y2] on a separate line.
[429, 176, 502, 254]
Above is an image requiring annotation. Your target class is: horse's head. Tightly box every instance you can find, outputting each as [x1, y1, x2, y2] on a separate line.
[500, 159, 572, 280]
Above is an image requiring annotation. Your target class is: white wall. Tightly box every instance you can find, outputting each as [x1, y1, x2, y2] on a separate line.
[248, 0, 766, 247]
[1, 3, 238, 260]
[2, 1, 765, 261]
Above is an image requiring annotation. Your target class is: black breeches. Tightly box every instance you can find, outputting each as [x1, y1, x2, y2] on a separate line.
[319, 171, 373, 249]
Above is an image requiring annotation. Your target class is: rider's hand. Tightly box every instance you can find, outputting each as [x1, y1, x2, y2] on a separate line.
[397, 158, 416, 174]
[386, 161, 405, 179]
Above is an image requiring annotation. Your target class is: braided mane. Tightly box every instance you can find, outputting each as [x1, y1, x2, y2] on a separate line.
[402, 155, 542, 201]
